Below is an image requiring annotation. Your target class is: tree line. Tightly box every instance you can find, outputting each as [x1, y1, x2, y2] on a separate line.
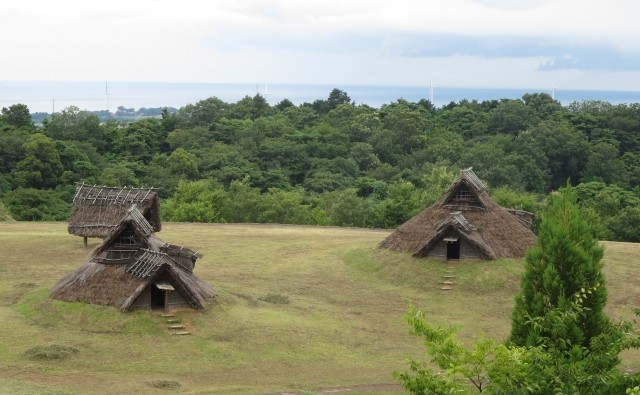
[0, 89, 639, 240]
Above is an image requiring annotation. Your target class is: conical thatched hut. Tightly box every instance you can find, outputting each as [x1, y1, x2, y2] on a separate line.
[379, 168, 536, 260]
[52, 206, 214, 311]
[68, 184, 161, 245]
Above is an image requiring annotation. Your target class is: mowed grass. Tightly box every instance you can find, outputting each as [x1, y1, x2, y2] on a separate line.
[0, 222, 638, 394]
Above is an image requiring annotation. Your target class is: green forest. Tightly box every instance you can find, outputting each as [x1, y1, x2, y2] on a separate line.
[1, 89, 639, 241]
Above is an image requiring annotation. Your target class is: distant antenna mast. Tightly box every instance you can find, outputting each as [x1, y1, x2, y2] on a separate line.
[256, 83, 269, 100]
[105, 81, 110, 113]
[550, 83, 556, 100]
[52, 98, 55, 115]
[429, 81, 435, 104]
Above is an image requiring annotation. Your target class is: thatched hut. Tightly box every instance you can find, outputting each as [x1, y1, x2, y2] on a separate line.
[52, 206, 214, 311]
[68, 184, 161, 246]
[379, 168, 536, 260]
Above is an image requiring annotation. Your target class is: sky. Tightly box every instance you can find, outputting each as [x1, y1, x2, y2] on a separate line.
[2, 0, 640, 91]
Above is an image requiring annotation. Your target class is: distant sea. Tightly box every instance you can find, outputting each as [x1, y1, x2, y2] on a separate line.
[1, 81, 639, 113]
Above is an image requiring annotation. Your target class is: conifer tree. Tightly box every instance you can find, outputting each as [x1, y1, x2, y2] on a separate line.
[509, 184, 609, 349]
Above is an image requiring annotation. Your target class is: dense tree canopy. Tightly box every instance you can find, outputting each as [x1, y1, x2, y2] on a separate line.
[0, 90, 638, 240]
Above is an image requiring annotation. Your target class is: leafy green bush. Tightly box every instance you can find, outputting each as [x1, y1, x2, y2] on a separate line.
[490, 185, 541, 213]
[609, 205, 640, 242]
[3, 188, 70, 221]
[0, 201, 13, 221]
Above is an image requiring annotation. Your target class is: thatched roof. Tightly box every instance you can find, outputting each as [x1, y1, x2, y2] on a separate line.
[67, 183, 161, 239]
[379, 168, 536, 259]
[52, 206, 213, 310]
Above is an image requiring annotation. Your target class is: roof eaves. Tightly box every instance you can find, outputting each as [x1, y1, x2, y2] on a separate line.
[126, 249, 170, 278]
[437, 211, 477, 233]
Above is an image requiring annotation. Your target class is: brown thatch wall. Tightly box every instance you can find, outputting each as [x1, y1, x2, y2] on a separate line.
[130, 287, 152, 310]
[50, 262, 147, 309]
[67, 184, 161, 239]
[380, 178, 536, 259]
[160, 244, 201, 273]
[507, 209, 534, 229]
[50, 259, 214, 310]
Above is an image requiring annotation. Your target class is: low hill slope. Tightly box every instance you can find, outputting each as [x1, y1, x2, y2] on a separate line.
[0, 222, 637, 394]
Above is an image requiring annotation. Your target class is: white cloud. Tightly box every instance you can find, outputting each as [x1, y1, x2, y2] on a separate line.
[1, 0, 639, 90]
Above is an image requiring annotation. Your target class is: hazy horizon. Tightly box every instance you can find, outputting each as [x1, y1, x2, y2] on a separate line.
[2, 1, 639, 92]
[3, 80, 639, 114]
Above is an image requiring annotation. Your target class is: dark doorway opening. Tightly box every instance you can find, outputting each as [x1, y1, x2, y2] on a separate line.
[447, 239, 461, 260]
[150, 284, 165, 309]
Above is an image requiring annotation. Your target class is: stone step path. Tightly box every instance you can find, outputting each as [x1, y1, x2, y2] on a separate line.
[441, 269, 455, 290]
[160, 313, 190, 335]
[168, 324, 185, 329]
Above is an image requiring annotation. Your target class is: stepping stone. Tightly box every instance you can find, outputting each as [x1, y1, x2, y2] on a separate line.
[442, 275, 456, 279]
[161, 314, 174, 318]
[166, 319, 180, 323]
[168, 325, 185, 329]
[440, 286, 453, 290]
[172, 331, 190, 335]
[442, 281, 454, 285]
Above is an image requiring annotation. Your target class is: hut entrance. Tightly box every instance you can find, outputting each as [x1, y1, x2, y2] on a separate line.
[151, 284, 165, 309]
[151, 282, 175, 310]
[445, 237, 460, 260]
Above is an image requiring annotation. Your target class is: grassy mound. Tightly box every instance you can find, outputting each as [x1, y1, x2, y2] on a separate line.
[23, 344, 78, 361]
[15, 288, 164, 335]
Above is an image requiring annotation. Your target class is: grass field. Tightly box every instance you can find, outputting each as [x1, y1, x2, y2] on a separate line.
[0, 222, 638, 394]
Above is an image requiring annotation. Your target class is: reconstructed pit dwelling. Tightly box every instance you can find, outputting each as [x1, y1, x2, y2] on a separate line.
[380, 168, 536, 260]
[51, 184, 213, 311]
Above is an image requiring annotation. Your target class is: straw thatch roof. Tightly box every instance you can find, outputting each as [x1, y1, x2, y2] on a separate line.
[68, 183, 161, 239]
[52, 206, 213, 310]
[379, 168, 536, 260]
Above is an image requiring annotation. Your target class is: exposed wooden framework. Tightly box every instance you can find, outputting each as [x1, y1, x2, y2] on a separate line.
[68, 183, 161, 242]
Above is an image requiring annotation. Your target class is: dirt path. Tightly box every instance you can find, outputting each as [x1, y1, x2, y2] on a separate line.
[275, 383, 402, 394]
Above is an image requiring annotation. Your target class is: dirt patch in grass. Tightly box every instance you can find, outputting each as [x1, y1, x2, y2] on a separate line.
[148, 379, 181, 389]
[23, 344, 79, 361]
[259, 292, 291, 305]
